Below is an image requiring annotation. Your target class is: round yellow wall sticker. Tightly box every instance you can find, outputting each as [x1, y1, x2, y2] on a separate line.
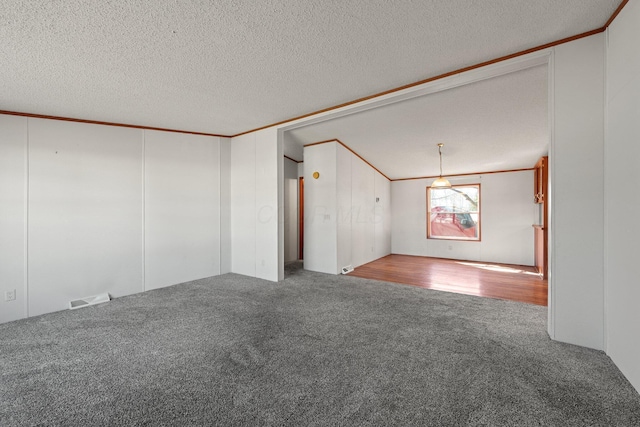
[313, 171, 320, 179]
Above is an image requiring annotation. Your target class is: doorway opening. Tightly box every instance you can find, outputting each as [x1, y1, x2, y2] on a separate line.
[299, 177, 304, 260]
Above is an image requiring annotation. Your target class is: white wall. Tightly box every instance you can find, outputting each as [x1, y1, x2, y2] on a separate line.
[230, 133, 256, 277]
[347, 147, 391, 268]
[336, 144, 352, 271]
[374, 172, 392, 260]
[304, 141, 391, 274]
[605, 0, 640, 393]
[230, 128, 283, 281]
[392, 171, 536, 266]
[482, 172, 536, 264]
[283, 157, 299, 261]
[220, 138, 232, 274]
[303, 142, 338, 274]
[0, 116, 228, 323]
[0, 115, 27, 324]
[550, 33, 605, 350]
[144, 130, 221, 290]
[28, 119, 144, 317]
[350, 154, 376, 268]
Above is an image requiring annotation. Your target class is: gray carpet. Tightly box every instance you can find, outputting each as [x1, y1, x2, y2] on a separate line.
[1, 262, 639, 426]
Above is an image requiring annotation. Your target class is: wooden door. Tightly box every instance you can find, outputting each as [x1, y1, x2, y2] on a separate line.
[533, 156, 548, 279]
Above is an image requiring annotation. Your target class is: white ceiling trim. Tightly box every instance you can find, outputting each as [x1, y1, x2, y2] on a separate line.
[278, 49, 552, 135]
[279, 49, 552, 171]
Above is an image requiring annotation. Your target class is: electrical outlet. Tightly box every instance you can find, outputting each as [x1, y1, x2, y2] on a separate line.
[5, 289, 16, 302]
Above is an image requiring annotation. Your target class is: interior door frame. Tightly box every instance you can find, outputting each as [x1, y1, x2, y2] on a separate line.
[298, 176, 304, 260]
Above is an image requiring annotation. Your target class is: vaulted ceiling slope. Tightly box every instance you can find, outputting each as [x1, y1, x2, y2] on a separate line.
[0, 1, 622, 136]
[287, 65, 549, 180]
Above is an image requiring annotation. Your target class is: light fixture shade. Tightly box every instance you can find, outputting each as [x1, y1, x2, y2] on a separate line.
[431, 176, 452, 188]
[432, 143, 451, 188]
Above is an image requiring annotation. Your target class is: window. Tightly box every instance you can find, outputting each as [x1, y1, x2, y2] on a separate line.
[427, 184, 480, 241]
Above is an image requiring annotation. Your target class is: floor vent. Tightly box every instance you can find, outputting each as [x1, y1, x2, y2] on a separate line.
[69, 292, 111, 310]
[341, 265, 354, 274]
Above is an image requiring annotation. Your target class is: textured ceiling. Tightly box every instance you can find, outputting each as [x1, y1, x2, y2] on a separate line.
[0, 0, 620, 136]
[286, 65, 549, 180]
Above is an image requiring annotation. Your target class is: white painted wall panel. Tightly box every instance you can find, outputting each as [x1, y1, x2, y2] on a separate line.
[351, 156, 375, 268]
[0, 115, 27, 323]
[28, 119, 143, 316]
[230, 133, 256, 277]
[606, 0, 640, 103]
[144, 131, 220, 290]
[220, 138, 232, 274]
[336, 144, 352, 272]
[303, 143, 338, 274]
[283, 131, 304, 163]
[283, 157, 299, 262]
[391, 172, 534, 265]
[255, 128, 281, 281]
[605, 0, 640, 394]
[229, 129, 282, 281]
[551, 34, 605, 350]
[374, 172, 392, 259]
[277, 134, 285, 281]
[304, 141, 391, 273]
[391, 179, 431, 256]
[479, 171, 536, 264]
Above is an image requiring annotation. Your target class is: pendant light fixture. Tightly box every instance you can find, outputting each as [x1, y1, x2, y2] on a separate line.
[431, 143, 452, 188]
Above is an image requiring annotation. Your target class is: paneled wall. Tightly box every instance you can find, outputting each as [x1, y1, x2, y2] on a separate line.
[0, 115, 228, 324]
[230, 133, 257, 276]
[350, 152, 376, 268]
[303, 142, 338, 274]
[144, 130, 221, 290]
[605, 0, 640, 393]
[391, 171, 536, 266]
[27, 119, 143, 317]
[374, 172, 392, 260]
[336, 144, 353, 272]
[230, 128, 282, 282]
[304, 141, 391, 274]
[220, 139, 232, 274]
[0, 115, 27, 323]
[550, 33, 605, 350]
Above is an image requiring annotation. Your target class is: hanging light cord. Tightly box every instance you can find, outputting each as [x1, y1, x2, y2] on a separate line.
[438, 143, 444, 177]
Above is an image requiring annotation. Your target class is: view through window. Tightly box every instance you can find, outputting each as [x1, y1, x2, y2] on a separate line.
[427, 184, 480, 241]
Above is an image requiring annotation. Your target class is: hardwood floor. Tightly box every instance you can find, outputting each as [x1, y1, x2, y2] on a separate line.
[349, 254, 548, 306]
